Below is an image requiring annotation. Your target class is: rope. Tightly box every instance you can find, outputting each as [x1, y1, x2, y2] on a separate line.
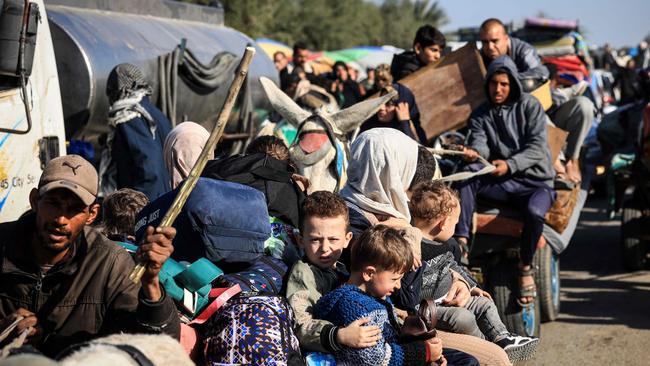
[157, 44, 239, 126]
[0, 316, 31, 359]
[428, 148, 496, 182]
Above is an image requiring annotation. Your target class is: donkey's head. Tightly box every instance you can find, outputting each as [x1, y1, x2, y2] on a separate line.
[260, 77, 396, 192]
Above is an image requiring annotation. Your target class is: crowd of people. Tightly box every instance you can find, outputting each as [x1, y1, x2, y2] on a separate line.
[1, 14, 632, 366]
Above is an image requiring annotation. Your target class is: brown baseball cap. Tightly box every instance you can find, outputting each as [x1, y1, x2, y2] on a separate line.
[38, 155, 98, 206]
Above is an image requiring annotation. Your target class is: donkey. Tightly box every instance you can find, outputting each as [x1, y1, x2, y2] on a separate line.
[259, 77, 396, 193]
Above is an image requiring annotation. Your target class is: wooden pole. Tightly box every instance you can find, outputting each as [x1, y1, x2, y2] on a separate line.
[128, 46, 256, 283]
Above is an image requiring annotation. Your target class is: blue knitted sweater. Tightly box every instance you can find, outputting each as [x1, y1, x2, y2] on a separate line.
[315, 284, 427, 366]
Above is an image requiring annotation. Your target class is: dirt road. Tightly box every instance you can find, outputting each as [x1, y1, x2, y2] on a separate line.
[525, 197, 650, 365]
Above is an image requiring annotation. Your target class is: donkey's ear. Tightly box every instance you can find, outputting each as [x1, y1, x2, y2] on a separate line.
[329, 90, 398, 133]
[260, 77, 312, 127]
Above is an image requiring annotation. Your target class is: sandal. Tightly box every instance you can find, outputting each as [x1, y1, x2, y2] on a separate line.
[517, 267, 537, 307]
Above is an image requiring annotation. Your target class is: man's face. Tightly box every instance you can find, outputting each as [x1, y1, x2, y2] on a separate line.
[274, 53, 287, 71]
[300, 215, 352, 269]
[30, 189, 96, 253]
[415, 43, 443, 65]
[294, 48, 309, 67]
[480, 25, 509, 60]
[488, 72, 511, 104]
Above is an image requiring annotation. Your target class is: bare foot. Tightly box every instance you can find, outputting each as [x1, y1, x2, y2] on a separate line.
[565, 160, 581, 184]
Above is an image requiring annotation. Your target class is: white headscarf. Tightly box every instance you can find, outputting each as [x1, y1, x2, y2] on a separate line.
[163, 122, 212, 189]
[340, 128, 418, 221]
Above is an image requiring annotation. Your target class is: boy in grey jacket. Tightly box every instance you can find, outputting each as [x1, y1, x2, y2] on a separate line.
[285, 191, 381, 353]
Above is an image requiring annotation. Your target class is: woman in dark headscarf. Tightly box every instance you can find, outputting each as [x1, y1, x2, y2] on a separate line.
[100, 63, 172, 200]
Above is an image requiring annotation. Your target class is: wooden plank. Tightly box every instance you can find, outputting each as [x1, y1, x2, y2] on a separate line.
[547, 124, 568, 163]
[475, 213, 547, 248]
[398, 43, 487, 141]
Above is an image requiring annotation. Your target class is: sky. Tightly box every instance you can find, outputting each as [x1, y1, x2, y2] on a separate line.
[433, 0, 649, 48]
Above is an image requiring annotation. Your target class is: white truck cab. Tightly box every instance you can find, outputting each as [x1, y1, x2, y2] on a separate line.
[0, 0, 66, 221]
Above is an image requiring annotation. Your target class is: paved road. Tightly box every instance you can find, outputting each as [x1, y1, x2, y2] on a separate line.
[524, 197, 650, 365]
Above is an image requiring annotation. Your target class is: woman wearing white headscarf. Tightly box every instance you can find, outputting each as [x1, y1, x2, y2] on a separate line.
[341, 128, 511, 366]
[163, 122, 213, 189]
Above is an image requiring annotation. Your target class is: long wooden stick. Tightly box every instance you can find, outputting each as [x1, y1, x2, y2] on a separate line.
[129, 46, 256, 283]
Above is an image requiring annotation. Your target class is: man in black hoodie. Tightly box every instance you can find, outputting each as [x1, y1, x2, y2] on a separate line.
[390, 25, 446, 80]
[455, 56, 556, 305]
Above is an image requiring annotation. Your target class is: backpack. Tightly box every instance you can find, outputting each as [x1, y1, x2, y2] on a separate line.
[135, 177, 270, 266]
[202, 153, 306, 229]
[203, 293, 304, 366]
[217, 255, 288, 295]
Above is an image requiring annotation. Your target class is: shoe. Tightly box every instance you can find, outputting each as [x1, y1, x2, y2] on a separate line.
[554, 177, 575, 190]
[496, 334, 539, 363]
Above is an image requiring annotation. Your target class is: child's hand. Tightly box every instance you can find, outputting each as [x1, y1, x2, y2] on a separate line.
[337, 317, 382, 348]
[395, 102, 411, 121]
[425, 337, 444, 363]
[470, 287, 493, 301]
[462, 147, 480, 162]
[442, 279, 471, 307]
[394, 308, 409, 321]
[412, 256, 422, 270]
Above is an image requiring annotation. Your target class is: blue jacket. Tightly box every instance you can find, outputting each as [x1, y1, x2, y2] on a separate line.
[468, 56, 554, 184]
[112, 97, 172, 200]
[315, 284, 428, 366]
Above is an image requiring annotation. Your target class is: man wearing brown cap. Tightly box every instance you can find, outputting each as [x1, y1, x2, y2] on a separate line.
[0, 155, 179, 357]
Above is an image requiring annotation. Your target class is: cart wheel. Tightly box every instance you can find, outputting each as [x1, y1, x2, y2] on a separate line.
[534, 245, 561, 322]
[621, 200, 648, 270]
[487, 259, 541, 337]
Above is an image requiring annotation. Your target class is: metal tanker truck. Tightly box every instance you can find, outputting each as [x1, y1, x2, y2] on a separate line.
[0, 0, 278, 221]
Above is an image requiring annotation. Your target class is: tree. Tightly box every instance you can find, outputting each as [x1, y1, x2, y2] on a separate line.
[176, 0, 447, 50]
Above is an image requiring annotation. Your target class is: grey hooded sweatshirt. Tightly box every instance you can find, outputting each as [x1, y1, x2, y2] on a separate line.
[468, 55, 554, 184]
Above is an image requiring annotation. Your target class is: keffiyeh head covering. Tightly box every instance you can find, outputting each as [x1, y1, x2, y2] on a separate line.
[106, 63, 152, 104]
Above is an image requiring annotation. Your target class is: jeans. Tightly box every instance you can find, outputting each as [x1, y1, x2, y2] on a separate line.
[443, 347, 480, 366]
[455, 164, 556, 266]
[436, 296, 509, 341]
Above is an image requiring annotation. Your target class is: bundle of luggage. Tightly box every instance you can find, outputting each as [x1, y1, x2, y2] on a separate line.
[127, 153, 307, 365]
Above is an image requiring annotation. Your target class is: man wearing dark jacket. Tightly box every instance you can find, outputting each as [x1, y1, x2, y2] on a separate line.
[0, 155, 179, 357]
[480, 18, 595, 184]
[455, 56, 556, 305]
[104, 63, 172, 201]
[479, 18, 549, 85]
[391, 25, 446, 80]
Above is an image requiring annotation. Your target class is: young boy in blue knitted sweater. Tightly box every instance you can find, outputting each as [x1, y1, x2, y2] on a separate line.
[315, 225, 445, 366]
